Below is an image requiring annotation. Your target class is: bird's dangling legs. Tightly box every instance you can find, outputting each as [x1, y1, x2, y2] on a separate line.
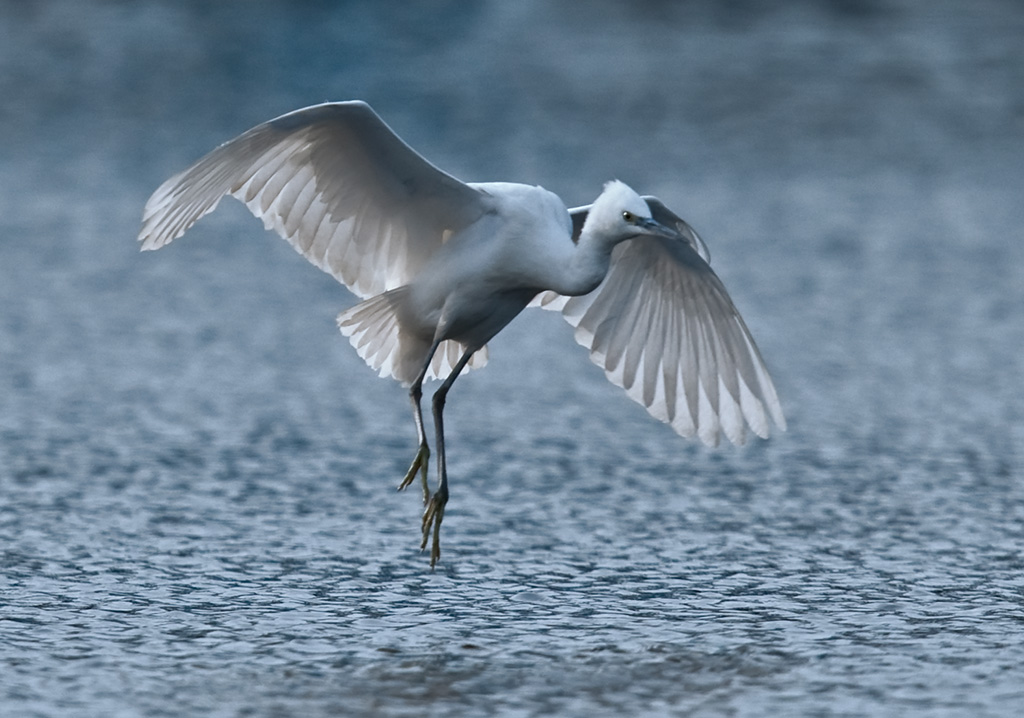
[421, 346, 476, 568]
[397, 372, 432, 505]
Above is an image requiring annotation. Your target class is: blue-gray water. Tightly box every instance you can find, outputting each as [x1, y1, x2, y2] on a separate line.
[3, 1, 1023, 716]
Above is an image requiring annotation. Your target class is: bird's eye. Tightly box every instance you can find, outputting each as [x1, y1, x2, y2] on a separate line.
[622, 211, 635, 223]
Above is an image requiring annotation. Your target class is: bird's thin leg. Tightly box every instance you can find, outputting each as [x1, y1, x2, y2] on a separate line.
[397, 341, 441, 504]
[422, 346, 476, 568]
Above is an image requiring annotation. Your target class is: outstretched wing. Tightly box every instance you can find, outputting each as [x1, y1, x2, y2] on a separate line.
[535, 201, 785, 447]
[138, 101, 488, 299]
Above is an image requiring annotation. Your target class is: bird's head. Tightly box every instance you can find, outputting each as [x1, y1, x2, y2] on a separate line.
[583, 180, 683, 246]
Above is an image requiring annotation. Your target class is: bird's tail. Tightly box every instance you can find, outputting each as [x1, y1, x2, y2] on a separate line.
[337, 288, 488, 386]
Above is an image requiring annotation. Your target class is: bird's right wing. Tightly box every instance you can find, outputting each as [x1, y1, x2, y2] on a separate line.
[138, 101, 488, 299]
[534, 202, 785, 447]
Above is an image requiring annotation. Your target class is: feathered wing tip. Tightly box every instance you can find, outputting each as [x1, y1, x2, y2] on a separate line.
[618, 314, 785, 449]
[337, 288, 487, 386]
[138, 165, 213, 251]
[573, 299, 784, 449]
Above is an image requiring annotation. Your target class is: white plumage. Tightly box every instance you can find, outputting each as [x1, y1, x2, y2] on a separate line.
[138, 100, 785, 567]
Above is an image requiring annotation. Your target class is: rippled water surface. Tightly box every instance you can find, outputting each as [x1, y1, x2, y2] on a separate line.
[3, 1, 1024, 716]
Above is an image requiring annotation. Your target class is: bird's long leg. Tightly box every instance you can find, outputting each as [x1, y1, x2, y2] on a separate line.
[397, 340, 441, 504]
[422, 346, 476, 568]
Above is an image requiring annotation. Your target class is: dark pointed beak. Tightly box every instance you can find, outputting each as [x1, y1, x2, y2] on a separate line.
[639, 216, 683, 240]
[638, 216, 711, 264]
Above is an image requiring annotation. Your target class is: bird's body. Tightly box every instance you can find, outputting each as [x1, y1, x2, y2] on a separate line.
[138, 101, 785, 567]
[341, 180, 619, 384]
[398, 183, 571, 359]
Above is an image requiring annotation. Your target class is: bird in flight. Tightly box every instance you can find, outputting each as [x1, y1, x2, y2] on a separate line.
[138, 101, 785, 567]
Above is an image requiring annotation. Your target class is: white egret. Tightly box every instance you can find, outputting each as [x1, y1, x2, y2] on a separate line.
[138, 101, 785, 567]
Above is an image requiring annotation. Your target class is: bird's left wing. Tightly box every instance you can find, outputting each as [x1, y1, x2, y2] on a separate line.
[139, 101, 488, 299]
[534, 202, 785, 447]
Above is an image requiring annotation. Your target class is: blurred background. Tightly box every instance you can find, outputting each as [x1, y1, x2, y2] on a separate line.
[2, 1, 1023, 716]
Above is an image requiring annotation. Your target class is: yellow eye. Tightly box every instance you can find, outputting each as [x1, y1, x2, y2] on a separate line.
[622, 211, 635, 223]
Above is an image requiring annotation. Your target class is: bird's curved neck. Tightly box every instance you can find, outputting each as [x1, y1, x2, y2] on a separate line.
[551, 227, 620, 297]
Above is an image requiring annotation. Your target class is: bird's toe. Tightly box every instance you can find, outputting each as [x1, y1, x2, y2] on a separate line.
[421, 492, 447, 568]
[397, 443, 430, 504]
